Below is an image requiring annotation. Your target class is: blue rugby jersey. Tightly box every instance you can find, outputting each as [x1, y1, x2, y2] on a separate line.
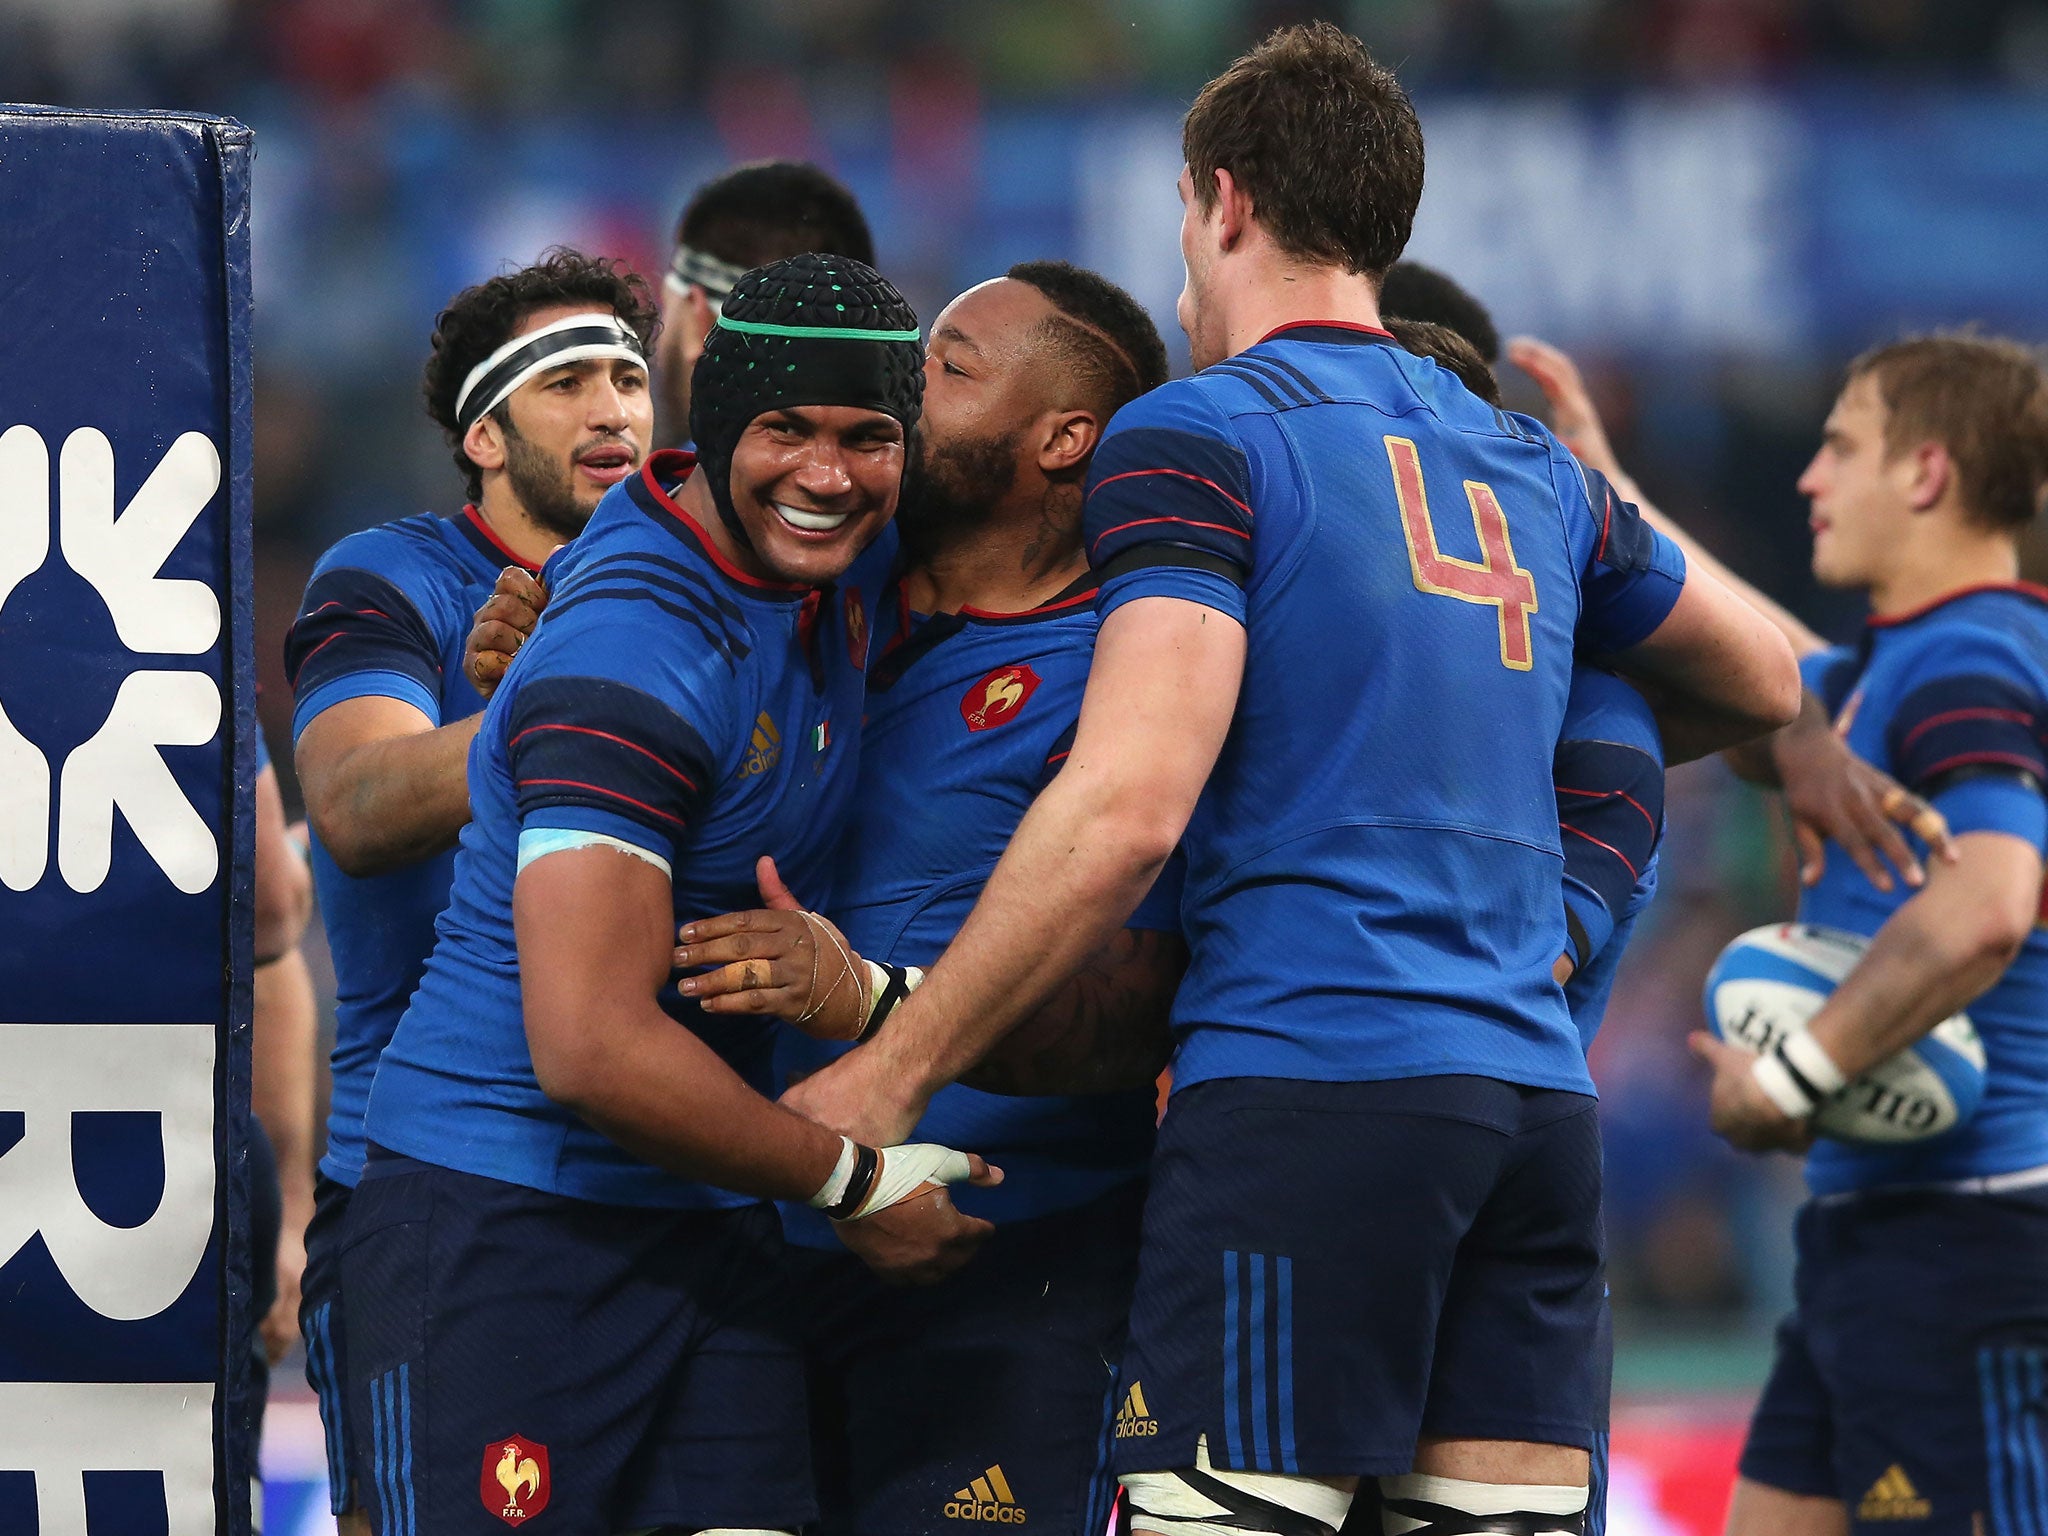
[1083, 323, 1686, 1094]
[1796, 584, 2048, 1193]
[284, 506, 531, 1186]
[364, 451, 889, 1207]
[1556, 666, 1665, 1051]
[778, 578, 1180, 1244]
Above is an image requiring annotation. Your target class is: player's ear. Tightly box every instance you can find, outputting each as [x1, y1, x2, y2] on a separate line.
[1905, 439, 1952, 514]
[1036, 408, 1100, 478]
[465, 412, 509, 475]
[1212, 167, 1250, 249]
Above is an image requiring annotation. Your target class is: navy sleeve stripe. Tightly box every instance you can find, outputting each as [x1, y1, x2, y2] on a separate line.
[1887, 673, 2048, 796]
[1560, 820, 1641, 880]
[1090, 507, 1252, 555]
[1092, 466, 1254, 519]
[1900, 705, 2035, 750]
[1557, 782, 1658, 840]
[509, 675, 717, 854]
[509, 723, 701, 794]
[286, 566, 443, 701]
[515, 778, 690, 827]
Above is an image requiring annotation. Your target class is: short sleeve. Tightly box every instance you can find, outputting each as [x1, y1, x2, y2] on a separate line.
[507, 676, 719, 869]
[1885, 635, 2048, 802]
[286, 563, 447, 738]
[1567, 465, 1687, 654]
[1085, 383, 1254, 625]
[1555, 737, 1665, 969]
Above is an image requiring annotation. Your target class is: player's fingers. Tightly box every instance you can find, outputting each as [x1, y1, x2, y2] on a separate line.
[673, 927, 804, 970]
[963, 1154, 1003, 1187]
[495, 564, 549, 610]
[1792, 820, 1828, 887]
[679, 957, 792, 1002]
[1687, 1030, 1738, 1069]
[755, 854, 802, 912]
[1907, 798, 1958, 863]
[470, 617, 529, 661]
[677, 907, 784, 944]
[1834, 797, 1901, 892]
[1864, 785, 1927, 887]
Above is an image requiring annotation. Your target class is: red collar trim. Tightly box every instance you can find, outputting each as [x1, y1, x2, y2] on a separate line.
[1256, 319, 1395, 345]
[462, 505, 543, 574]
[958, 588, 1098, 621]
[637, 449, 810, 594]
[1866, 581, 2048, 629]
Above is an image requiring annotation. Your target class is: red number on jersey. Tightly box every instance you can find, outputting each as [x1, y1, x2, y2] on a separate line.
[1384, 435, 1539, 671]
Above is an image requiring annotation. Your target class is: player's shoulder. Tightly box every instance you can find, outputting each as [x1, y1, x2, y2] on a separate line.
[1880, 585, 2048, 697]
[1562, 665, 1662, 760]
[524, 464, 754, 696]
[1099, 372, 1245, 451]
[310, 510, 477, 590]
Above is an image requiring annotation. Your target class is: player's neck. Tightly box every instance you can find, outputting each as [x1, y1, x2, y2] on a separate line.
[472, 482, 567, 570]
[1868, 518, 2020, 617]
[903, 483, 1088, 616]
[1213, 253, 1384, 363]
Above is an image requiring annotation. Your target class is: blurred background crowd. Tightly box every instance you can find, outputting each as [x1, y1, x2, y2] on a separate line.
[13, 0, 2048, 1465]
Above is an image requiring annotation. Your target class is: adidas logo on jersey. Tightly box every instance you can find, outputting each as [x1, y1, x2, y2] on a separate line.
[944, 1465, 1026, 1523]
[738, 712, 781, 778]
[1114, 1381, 1158, 1438]
[1857, 1464, 1932, 1521]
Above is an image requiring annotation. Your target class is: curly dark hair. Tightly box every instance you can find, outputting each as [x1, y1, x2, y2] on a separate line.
[422, 247, 660, 502]
[1006, 260, 1170, 421]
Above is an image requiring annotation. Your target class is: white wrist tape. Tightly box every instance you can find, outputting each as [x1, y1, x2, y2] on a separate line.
[1780, 1029, 1848, 1095]
[807, 1135, 859, 1211]
[838, 1142, 973, 1223]
[1752, 1050, 1819, 1119]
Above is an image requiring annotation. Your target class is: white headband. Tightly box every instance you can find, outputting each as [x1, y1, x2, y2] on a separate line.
[455, 311, 646, 430]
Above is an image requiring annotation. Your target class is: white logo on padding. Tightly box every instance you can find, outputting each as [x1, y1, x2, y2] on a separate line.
[0, 425, 223, 892]
[0, 1023, 216, 1320]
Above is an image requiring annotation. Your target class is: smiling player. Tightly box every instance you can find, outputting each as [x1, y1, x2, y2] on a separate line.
[284, 248, 656, 1531]
[342, 256, 996, 1536]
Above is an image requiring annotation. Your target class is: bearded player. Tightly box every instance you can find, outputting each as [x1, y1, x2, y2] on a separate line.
[473, 260, 1184, 1536]
[342, 257, 994, 1535]
[284, 249, 656, 1529]
[781, 25, 1799, 1536]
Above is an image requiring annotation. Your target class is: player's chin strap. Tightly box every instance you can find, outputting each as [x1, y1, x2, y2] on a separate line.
[807, 1137, 975, 1222]
[1378, 1472, 1588, 1535]
[1123, 1436, 1352, 1536]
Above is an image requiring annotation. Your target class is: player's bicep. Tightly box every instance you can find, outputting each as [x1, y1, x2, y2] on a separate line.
[1555, 738, 1664, 972]
[1074, 596, 1244, 824]
[515, 843, 678, 1100]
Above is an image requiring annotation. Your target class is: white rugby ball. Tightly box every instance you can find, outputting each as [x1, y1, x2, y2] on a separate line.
[1704, 922, 1987, 1144]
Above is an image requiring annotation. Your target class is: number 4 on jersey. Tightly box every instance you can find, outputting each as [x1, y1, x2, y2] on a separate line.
[1384, 435, 1538, 671]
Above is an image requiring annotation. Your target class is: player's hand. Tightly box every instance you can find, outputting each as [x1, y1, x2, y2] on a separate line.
[781, 1047, 927, 1147]
[675, 874, 867, 1040]
[1689, 1031, 1815, 1154]
[1771, 709, 1954, 892]
[465, 566, 548, 699]
[831, 1181, 997, 1285]
[1506, 336, 1629, 488]
[261, 1224, 306, 1365]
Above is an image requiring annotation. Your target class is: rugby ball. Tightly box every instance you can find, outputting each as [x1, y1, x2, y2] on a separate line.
[1704, 923, 1986, 1144]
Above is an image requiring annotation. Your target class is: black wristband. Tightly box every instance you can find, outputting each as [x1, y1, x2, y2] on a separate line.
[824, 1142, 880, 1221]
[1773, 1038, 1827, 1108]
[858, 963, 911, 1043]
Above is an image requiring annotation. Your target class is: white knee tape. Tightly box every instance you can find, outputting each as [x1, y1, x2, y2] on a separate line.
[1378, 1472, 1587, 1536]
[1122, 1434, 1352, 1536]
